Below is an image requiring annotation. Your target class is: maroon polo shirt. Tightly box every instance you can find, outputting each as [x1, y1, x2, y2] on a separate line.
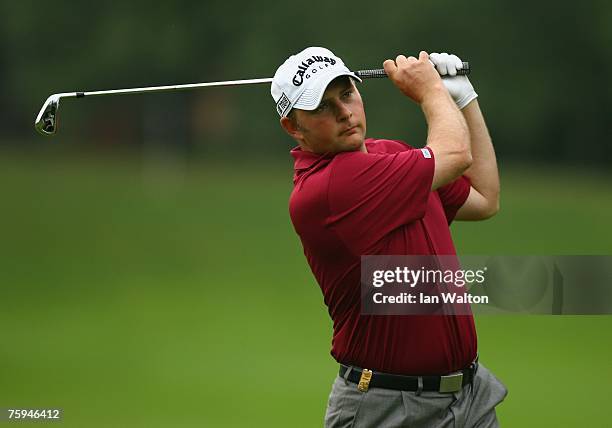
[289, 138, 477, 375]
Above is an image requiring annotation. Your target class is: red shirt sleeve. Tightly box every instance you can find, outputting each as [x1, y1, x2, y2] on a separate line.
[326, 148, 435, 255]
[436, 175, 472, 224]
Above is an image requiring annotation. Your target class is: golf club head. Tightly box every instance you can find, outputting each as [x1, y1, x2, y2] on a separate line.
[35, 94, 61, 135]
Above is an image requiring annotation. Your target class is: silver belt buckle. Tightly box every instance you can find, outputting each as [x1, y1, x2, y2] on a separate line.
[439, 372, 463, 393]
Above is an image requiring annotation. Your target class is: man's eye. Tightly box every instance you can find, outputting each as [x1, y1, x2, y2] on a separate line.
[315, 104, 328, 112]
[342, 90, 353, 99]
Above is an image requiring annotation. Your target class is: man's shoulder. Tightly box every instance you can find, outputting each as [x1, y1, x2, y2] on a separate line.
[329, 138, 415, 170]
[365, 138, 414, 153]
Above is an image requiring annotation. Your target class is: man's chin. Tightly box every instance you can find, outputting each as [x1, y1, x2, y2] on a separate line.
[341, 135, 365, 152]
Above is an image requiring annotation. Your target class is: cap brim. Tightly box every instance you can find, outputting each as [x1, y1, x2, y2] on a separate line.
[292, 71, 362, 112]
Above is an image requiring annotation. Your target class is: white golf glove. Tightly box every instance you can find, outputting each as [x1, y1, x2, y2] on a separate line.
[430, 52, 477, 109]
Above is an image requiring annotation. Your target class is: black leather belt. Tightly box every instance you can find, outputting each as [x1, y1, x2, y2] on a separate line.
[339, 358, 478, 393]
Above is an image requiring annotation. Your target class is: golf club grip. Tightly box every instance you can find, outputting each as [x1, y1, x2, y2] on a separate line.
[355, 62, 470, 79]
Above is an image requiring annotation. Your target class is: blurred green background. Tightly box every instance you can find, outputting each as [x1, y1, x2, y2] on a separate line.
[1, 1, 611, 427]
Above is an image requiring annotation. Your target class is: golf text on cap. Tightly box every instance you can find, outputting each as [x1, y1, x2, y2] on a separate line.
[292, 55, 337, 86]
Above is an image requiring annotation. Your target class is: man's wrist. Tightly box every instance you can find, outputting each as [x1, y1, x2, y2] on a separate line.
[421, 85, 458, 116]
[421, 83, 451, 103]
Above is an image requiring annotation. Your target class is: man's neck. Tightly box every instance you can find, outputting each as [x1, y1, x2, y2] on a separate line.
[299, 143, 368, 154]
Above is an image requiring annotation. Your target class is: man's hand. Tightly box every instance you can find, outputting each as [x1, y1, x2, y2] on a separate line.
[429, 53, 477, 109]
[383, 51, 445, 104]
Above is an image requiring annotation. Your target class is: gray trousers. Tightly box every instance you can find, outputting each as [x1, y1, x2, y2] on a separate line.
[324, 363, 508, 428]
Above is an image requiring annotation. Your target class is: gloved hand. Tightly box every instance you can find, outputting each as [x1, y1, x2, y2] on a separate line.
[429, 52, 477, 109]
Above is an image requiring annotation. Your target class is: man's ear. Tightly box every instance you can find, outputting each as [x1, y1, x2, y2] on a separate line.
[280, 116, 303, 141]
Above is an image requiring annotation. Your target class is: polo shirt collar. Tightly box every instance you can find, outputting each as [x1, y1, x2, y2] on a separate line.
[290, 139, 378, 172]
[290, 146, 336, 171]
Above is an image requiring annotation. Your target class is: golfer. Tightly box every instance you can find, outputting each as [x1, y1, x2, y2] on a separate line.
[272, 47, 506, 427]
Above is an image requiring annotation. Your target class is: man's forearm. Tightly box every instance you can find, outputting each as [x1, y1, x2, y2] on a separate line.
[422, 86, 472, 190]
[461, 100, 499, 209]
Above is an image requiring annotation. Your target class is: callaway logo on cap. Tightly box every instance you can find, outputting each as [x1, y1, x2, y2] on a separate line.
[271, 47, 362, 117]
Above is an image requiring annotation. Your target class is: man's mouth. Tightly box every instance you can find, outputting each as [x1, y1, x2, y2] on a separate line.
[340, 125, 358, 136]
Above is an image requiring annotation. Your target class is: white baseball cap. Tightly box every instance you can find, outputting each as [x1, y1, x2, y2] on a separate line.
[271, 47, 362, 117]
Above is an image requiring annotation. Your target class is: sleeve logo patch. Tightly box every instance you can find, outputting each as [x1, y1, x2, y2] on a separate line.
[421, 148, 432, 159]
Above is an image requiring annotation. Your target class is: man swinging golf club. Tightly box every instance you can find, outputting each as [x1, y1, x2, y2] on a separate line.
[272, 47, 507, 427]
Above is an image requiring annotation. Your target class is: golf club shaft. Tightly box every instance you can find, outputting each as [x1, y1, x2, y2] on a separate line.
[72, 77, 274, 98]
[61, 63, 471, 99]
[34, 62, 470, 135]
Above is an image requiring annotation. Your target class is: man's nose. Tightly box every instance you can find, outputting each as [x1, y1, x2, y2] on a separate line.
[335, 102, 352, 121]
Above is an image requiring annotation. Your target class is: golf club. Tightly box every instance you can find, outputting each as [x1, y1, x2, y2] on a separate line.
[34, 63, 470, 136]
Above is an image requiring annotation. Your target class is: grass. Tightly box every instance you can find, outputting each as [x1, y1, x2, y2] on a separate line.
[0, 151, 610, 427]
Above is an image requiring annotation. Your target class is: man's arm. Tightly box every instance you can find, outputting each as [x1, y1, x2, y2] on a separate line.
[383, 52, 472, 191]
[422, 90, 473, 190]
[428, 53, 499, 220]
[454, 100, 499, 220]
